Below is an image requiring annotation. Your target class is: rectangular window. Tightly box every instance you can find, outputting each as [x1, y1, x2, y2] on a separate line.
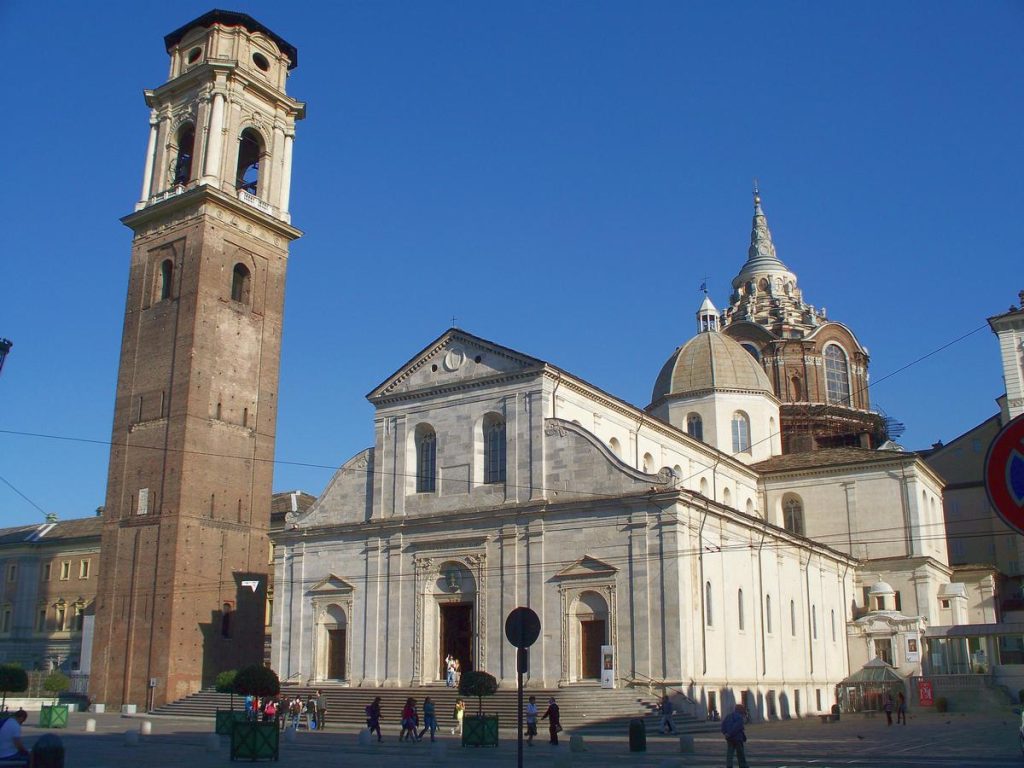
[1, 608, 11, 633]
[816, 689, 822, 711]
[60, 561, 71, 580]
[875, 638, 893, 665]
[138, 488, 150, 516]
[36, 607, 47, 632]
[6, 564, 16, 582]
[79, 560, 90, 579]
[939, 598, 951, 609]
[894, 591, 902, 611]
[56, 605, 66, 631]
[42, 563, 51, 581]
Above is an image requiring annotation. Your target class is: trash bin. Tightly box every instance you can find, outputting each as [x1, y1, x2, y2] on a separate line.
[32, 733, 65, 768]
[628, 718, 646, 752]
[831, 704, 841, 722]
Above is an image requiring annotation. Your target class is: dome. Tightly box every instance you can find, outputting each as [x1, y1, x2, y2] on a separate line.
[868, 581, 895, 597]
[651, 331, 774, 403]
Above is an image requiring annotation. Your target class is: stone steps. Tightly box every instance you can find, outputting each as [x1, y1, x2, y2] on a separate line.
[151, 683, 716, 732]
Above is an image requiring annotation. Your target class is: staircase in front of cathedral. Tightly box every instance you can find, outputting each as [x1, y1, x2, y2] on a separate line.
[151, 683, 718, 734]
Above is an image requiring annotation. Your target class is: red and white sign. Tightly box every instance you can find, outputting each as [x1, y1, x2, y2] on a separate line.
[984, 413, 1024, 535]
[918, 679, 934, 707]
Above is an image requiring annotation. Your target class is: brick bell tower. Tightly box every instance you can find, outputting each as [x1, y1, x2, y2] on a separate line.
[91, 11, 304, 708]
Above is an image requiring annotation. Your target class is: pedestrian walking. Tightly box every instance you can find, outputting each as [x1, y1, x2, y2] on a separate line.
[541, 696, 562, 745]
[451, 698, 465, 735]
[445, 654, 456, 687]
[721, 703, 749, 768]
[525, 695, 538, 746]
[897, 691, 907, 725]
[401, 697, 419, 741]
[660, 694, 676, 734]
[884, 694, 894, 726]
[365, 696, 383, 742]
[419, 696, 438, 741]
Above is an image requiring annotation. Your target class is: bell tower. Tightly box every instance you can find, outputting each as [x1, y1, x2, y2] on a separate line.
[91, 11, 304, 708]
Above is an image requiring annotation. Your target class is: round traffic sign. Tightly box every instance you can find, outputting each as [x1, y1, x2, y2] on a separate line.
[504, 607, 541, 648]
[984, 413, 1024, 535]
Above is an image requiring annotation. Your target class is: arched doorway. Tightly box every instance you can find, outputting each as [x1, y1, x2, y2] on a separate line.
[318, 604, 347, 681]
[434, 562, 476, 680]
[576, 591, 609, 680]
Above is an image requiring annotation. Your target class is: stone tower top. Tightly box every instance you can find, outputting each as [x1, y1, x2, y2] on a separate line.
[134, 9, 305, 224]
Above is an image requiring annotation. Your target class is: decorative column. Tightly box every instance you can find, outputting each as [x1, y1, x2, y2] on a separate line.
[280, 132, 295, 218]
[411, 556, 434, 686]
[203, 91, 226, 184]
[138, 115, 159, 207]
[627, 510, 651, 680]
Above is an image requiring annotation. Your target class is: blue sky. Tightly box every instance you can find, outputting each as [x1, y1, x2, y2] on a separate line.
[0, 2, 1020, 525]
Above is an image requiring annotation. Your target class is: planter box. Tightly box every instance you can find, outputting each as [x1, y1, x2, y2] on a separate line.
[462, 714, 499, 747]
[230, 721, 279, 761]
[39, 704, 69, 729]
[216, 710, 248, 735]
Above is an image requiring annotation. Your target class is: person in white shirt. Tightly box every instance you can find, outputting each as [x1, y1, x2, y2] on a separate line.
[525, 695, 538, 746]
[0, 709, 31, 765]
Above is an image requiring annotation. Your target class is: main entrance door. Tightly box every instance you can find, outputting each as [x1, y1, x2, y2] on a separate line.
[580, 619, 605, 679]
[439, 602, 474, 679]
[327, 628, 346, 679]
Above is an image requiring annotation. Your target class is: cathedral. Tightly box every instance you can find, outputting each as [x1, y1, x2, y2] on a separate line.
[270, 192, 987, 717]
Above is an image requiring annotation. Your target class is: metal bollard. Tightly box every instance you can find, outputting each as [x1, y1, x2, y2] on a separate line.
[85, 718, 96, 733]
[32, 733, 65, 768]
[628, 717, 646, 752]
[139, 720, 152, 735]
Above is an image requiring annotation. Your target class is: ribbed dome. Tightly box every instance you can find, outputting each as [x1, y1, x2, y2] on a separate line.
[651, 331, 773, 402]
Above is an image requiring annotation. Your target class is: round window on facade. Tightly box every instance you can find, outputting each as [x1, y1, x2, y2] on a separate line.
[252, 52, 270, 71]
[187, 47, 202, 64]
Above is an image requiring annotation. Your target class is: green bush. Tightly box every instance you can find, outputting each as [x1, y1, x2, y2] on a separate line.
[458, 670, 498, 715]
[232, 665, 280, 698]
[216, 669, 238, 710]
[42, 671, 71, 703]
[0, 664, 28, 710]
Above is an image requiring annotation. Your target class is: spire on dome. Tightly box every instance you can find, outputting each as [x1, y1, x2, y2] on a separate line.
[745, 182, 786, 270]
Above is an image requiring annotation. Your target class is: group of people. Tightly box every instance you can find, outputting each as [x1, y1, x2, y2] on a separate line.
[244, 690, 326, 731]
[443, 655, 462, 688]
[364, 696, 465, 742]
[884, 691, 908, 726]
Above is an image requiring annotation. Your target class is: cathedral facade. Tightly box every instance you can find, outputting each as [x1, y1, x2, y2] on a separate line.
[271, 197, 979, 717]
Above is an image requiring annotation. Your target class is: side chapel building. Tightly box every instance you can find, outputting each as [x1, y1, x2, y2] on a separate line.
[272, 195, 986, 717]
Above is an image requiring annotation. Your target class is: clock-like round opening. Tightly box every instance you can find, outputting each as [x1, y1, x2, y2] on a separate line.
[252, 52, 270, 71]
[187, 47, 202, 64]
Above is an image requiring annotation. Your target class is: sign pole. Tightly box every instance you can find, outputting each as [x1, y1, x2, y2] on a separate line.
[517, 648, 525, 768]
[504, 607, 540, 768]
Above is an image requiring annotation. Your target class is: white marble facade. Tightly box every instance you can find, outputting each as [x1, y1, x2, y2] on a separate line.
[272, 328, 869, 717]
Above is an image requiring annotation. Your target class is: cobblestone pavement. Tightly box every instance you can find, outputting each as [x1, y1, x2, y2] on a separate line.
[17, 709, 1022, 767]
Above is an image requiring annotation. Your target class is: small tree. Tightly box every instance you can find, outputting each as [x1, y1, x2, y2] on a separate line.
[42, 671, 71, 705]
[216, 670, 238, 710]
[233, 665, 280, 700]
[458, 670, 498, 716]
[0, 664, 28, 711]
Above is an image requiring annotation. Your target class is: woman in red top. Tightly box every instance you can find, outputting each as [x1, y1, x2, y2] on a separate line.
[400, 697, 419, 741]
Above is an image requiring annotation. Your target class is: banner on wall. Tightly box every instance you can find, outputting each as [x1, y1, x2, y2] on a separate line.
[918, 679, 934, 706]
[905, 636, 921, 663]
[600, 645, 615, 688]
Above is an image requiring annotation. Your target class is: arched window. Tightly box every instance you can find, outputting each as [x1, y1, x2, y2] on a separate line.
[723, 487, 732, 506]
[236, 128, 265, 195]
[741, 343, 760, 361]
[159, 259, 174, 301]
[416, 425, 436, 493]
[686, 414, 703, 442]
[737, 589, 745, 631]
[699, 477, 709, 496]
[745, 498, 754, 515]
[766, 595, 773, 634]
[824, 344, 852, 405]
[790, 600, 796, 636]
[173, 123, 195, 186]
[757, 277, 769, 292]
[608, 437, 621, 457]
[642, 453, 654, 473]
[783, 495, 805, 536]
[731, 411, 751, 453]
[231, 263, 251, 304]
[705, 581, 713, 627]
[483, 414, 506, 484]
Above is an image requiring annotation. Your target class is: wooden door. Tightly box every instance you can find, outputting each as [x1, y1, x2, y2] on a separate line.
[328, 628, 346, 679]
[580, 620, 605, 679]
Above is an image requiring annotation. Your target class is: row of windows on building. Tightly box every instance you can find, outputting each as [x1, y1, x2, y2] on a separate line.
[739, 341, 854, 407]
[170, 123, 265, 197]
[707, 686, 830, 719]
[3, 560, 92, 583]
[683, 411, 756, 454]
[704, 583, 839, 642]
[414, 416, 507, 493]
[156, 259, 252, 305]
[0, 599, 86, 635]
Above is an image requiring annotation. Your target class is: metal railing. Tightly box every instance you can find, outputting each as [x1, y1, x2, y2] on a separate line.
[624, 672, 699, 717]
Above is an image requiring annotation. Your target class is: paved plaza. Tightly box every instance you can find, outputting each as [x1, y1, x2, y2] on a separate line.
[15, 709, 1023, 767]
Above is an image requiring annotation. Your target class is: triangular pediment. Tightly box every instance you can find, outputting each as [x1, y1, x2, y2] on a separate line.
[554, 555, 618, 580]
[367, 329, 546, 402]
[308, 574, 356, 595]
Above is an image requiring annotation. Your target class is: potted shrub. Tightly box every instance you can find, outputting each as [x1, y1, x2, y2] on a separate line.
[39, 671, 71, 728]
[214, 670, 246, 736]
[230, 665, 281, 760]
[458, 670, 499, 747]
[0, 664, 28, 712]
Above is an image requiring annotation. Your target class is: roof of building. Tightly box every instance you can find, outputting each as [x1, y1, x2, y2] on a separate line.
[752, 446, 914, 474]
[651, 330, 774, 402]
[164, 10, 299, 69]
[0, 516, 102, 547]
[271, 490, 317, 516]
